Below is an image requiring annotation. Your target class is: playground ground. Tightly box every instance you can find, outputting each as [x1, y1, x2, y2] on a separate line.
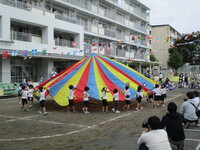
[0, 88, 200, 150]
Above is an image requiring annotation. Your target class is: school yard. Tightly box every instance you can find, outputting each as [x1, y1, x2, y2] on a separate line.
[0, 89, 199, 150]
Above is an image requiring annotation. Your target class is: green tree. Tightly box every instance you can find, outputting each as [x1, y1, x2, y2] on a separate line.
[168, 47, 184, 75]
[150, 54, 158, 61]
[173, 31, 200, 65]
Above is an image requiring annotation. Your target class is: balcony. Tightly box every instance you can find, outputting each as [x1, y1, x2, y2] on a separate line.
[54, 38, 72, 47]
[11, 31, 42, 43]
[0, 0, 31, 11]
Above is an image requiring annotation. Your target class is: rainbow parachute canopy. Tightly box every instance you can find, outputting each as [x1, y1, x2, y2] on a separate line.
[37, 54, 156, 106]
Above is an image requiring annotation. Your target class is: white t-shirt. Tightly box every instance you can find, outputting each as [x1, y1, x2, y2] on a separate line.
[102, 91, 107, 99]
[125, 89, 131, 100]
[39, 90, 46, 101]
[152, 88, 161, 96]
[160, 88, 167, 95]
[69, 89, 74, 99]
[83, 91, 89, 101]
[138, 129, 172, 150]
[21, 90, 28, 99]
[28, 89, 34, 97]
[113, 92, 119, 101]
[137, 91, 143, 97]
[159, 74, 163, 79]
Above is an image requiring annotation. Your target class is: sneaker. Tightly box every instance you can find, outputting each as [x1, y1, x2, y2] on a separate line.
[162, 104, 165, 107]
[112, 108, 115, 112]
[135, 108, 139, 111]
[43, 112, 48, 115]
[157, 104, 160, 107]
[115, 110, 120, 113]
[195, 124, 200, 127]
[25, 109, 29, 112]
[38, 110, 42, 114]
[73, 110, 77, 113]
[29, 105, 32, 108]
[85, 111, 90, 114]
[140, 107, 144, 110]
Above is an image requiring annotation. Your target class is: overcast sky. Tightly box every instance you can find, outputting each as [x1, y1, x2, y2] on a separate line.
[138, 0, 200, 34]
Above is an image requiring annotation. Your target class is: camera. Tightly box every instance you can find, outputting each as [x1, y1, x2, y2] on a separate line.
[142, 122, 149, 128]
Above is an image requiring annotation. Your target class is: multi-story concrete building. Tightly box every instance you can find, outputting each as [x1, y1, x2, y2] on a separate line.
[150, 24, 180, 70]
[0, 0, 151, 83]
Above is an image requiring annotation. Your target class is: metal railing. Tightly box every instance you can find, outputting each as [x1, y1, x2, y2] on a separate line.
[11, 31, 41, 42]
[54, 38, 72, 47]
[55, 13, 76, 24]
[0, 0, 31, 11]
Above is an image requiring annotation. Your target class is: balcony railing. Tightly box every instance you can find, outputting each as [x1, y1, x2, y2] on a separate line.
[54, 38, 72, 47]
[11, 31, 41, 43]
[55, 13, 76, 24]
[0, 0, 31, 11]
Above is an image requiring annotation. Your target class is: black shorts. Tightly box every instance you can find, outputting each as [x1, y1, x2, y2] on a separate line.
[18, 93, 22, 97]
[40, 100, 45, 108]
[161, 94, 166, 101]
[125, 100, 130, 105]
[154, 95, 161, 101]
[68, 99, 74, 106]
[148, 94, 153, 99]
[102, 99, 108, 106]
[28, 97, 33, 101]
[84, 101, 89, 107]
[136, 96, 142, 103]
[22, 98, 28, 105]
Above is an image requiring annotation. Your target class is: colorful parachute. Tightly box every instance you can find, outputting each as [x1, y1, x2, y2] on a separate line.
[36, 54, 157, 106]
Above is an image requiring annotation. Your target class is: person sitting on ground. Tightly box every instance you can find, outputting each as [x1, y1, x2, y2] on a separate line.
[180, 92, 200, 128]
[138, 116, 172, 150]
[160, 102, 185, 150]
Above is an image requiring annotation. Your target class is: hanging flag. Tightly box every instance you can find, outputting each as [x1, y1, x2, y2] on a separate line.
[60, 52, 64, 55]
[92, 48, 97, 51]
[146, 36, 152, 39]
[73, 51, 77, 55]
[82, 41, 88, 45]
[165, 37, 169, 42]
[99, 47, 103, 51]
[2, 51, 8, 59]
[79, 50, 83, 53]
[131, 35, 136, 40]
[53, 47, 57, 50]
[92, 44, 97, 46]
[105, 47, 110, 52]
[22, 50, 28, 58]
[85, 49, 90, 53]
[11, 50, 18, 56]
[31, 49, 38, 56]
[138, 37, 141, 40]
[66, 52, 70, 56]
[42, 50, 47, 55]
[72, 42, 78, 47]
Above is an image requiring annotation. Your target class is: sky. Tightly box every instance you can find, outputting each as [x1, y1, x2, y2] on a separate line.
[138, 0, 200, 34]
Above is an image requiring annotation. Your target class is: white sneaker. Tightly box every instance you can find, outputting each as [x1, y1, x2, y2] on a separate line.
[38, 110, 42, 114]
[115, 110, 120, 113]
[140, 107, 144, 110]
[135, 108, 139, 111]
[85, 111, 90, 114]
[43, 112, 48, 115]
[112, 108, 115, 112]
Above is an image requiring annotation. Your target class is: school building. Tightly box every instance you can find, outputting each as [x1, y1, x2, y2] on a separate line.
[0, 0, 156, 84]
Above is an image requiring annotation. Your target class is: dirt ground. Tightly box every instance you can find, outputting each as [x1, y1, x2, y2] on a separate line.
[0, 88, 199, 150]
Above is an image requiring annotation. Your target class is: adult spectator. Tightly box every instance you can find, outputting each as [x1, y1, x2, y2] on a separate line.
[161, 102, 185, 150]
[180, 92, 200, 128]
[51, 68, 57, 77]
[138, 116, 172, 150]
[184, 73, 189, 86]
[179, 73, 184, 83]
[193, 91, 200, 118]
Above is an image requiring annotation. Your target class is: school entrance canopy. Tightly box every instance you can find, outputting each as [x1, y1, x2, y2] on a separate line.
[37, 54, 157, 106]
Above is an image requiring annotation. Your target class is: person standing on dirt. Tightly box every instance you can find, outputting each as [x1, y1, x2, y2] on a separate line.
[101, 87, 109, 114]
[21, 86, 29, 112]
[82, 86, 90, 114]
[159, 73, 163, 84]
[122, 85, 131, 111]
[152, 84, 161, 107]
[38, 87, 48, 115]
[138, 116, 172, 150]
[28, 85, 34, 108]
[67, 85, 76, 113]
[112, 88, 120, 113]
[135, 85, 144, 111]
[160, 102, 185, 150]
[18, 83, 23, 104]
[180, 92, 199, 128]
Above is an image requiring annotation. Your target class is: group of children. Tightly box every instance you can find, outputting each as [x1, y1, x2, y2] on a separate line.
[18, 84, 48, 115]
[18, 82, 168, 115]
[67, 83, 168, 114]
